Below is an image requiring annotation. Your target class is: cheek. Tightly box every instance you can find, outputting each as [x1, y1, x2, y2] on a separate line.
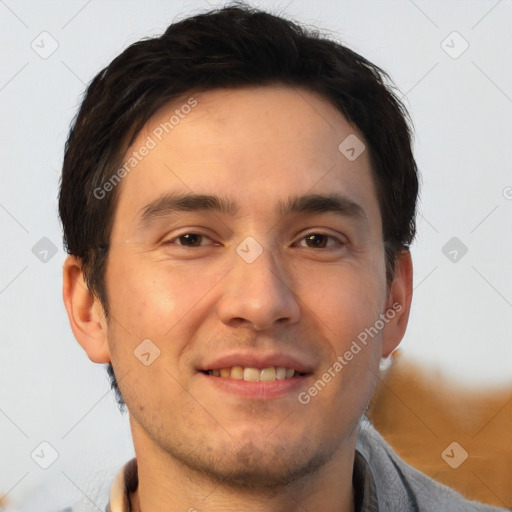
[103, 258, 197, 413]
[103, 252, 230, 366]
[105, 253, 196, 334]
[306, 275, 385, 417]
[299, 263, 386, 345]
[108, 272, 172, 337]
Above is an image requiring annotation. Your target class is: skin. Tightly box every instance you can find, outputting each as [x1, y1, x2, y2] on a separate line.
[63, 85, 413, 512]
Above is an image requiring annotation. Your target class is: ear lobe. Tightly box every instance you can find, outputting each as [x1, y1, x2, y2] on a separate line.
[62, 255, 111, 363]
[381, 249, 413, 358]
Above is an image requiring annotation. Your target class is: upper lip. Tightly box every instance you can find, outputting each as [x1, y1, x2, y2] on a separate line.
[199, 351, 316, 374]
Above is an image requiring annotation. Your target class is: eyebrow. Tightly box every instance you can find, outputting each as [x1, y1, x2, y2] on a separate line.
[137, 192, 368, 228]
[279, 193, 368, 224]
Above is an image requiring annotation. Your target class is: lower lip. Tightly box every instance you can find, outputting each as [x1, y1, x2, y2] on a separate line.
[198, 372, 312, 399]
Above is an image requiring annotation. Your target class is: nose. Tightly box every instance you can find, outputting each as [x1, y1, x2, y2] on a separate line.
[217, 242, 301, 331]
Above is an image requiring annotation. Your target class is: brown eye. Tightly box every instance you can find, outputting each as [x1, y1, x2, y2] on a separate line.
[178, 234, 203, 246]
[306, 234, 327, 248]
[299, 233, 340, 248]
[164, 233, 213, 247]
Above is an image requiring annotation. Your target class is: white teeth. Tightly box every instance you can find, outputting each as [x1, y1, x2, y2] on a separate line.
[230, 366, 244, 379]
[275, 367, 287, 379]
[243, 367, 260, 382]
[207, 366, 299, 381]
[260, 367, 276, 381]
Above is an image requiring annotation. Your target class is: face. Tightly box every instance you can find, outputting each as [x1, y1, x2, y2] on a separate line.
[84, 85, 408, 488]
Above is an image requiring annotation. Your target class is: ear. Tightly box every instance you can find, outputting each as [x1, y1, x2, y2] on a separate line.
[381, 249, 413, 358]
[62, 255, 111, 363]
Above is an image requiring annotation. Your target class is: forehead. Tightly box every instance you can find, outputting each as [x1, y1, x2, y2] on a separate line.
[111, 85, 380, 233]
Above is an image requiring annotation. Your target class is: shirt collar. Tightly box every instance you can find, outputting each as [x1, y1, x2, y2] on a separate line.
[106, 457, 138, 512]
[353, 449, 380, 512]
[106, 450, 379, 512]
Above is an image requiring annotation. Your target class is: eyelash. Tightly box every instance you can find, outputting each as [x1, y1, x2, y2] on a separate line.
[162, 232, 345, 249]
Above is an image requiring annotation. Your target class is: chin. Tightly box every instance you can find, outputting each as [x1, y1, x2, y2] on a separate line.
[174, 436, 335, 491]
[207, 448, 330, 491]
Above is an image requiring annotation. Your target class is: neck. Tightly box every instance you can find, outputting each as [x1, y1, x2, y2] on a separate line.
[129, 422, 358, 512]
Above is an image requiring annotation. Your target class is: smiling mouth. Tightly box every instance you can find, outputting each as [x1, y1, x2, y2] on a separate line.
[201, 366, 307, 382]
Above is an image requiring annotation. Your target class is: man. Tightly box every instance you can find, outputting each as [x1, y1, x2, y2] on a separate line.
[59, 3, 507, 511]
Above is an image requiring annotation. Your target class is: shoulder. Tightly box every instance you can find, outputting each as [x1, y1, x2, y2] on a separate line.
[64, 460, 131, 512]
[356, 416, 508, 512]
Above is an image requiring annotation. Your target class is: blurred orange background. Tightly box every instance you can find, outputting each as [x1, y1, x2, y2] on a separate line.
[368, 350, 512, 508]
